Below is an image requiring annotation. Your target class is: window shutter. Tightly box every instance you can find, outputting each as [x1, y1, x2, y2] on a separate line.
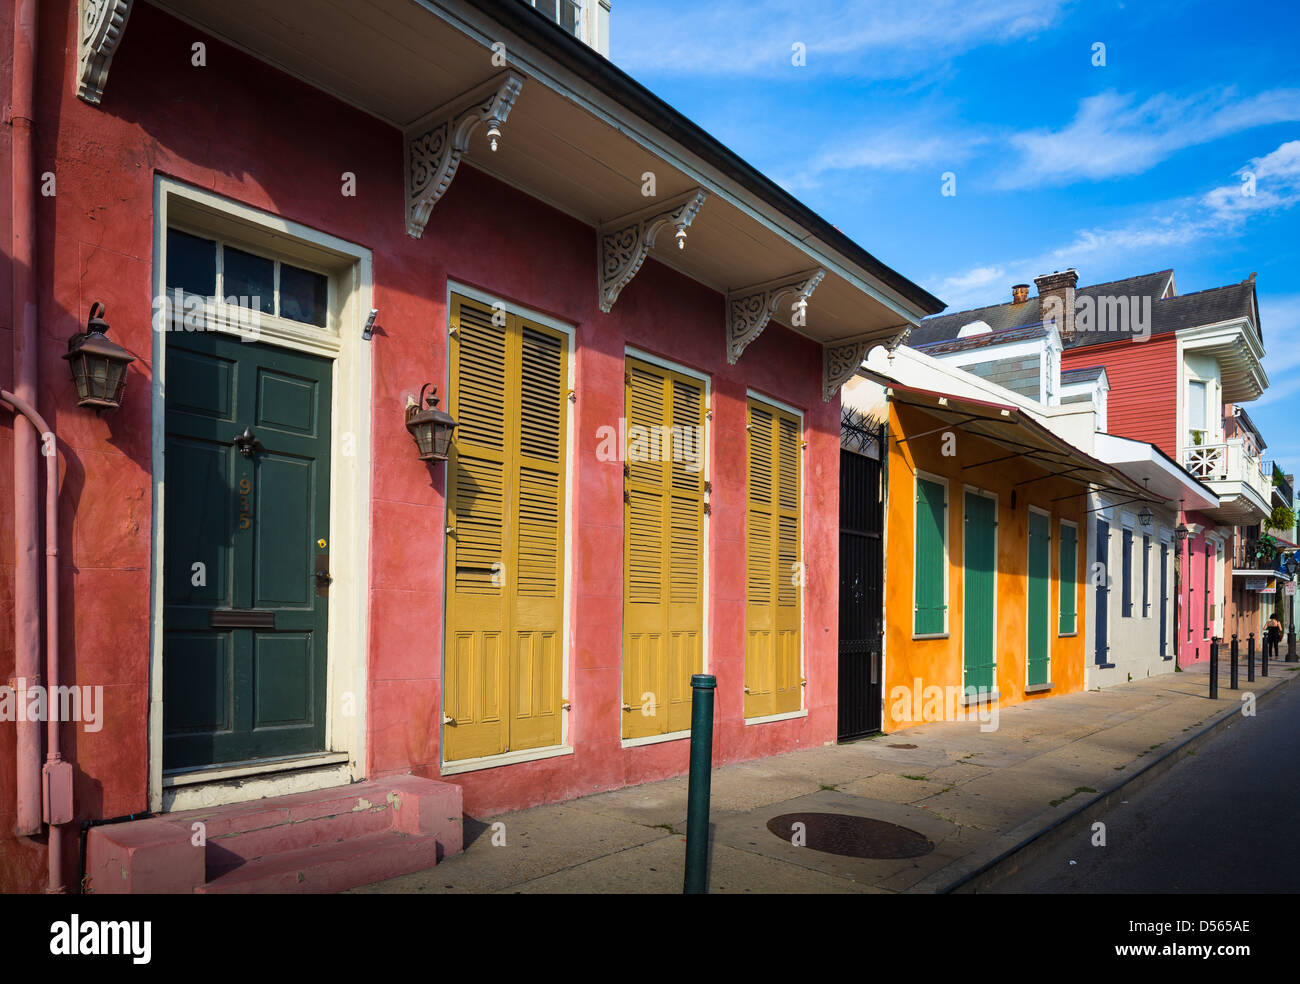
[445, 297, 567, 762]
[745, 398, 801, 719]
[623, 359, 704, 737]
[1121, 528, 1133, 617]
[914, 478, 946, 635]
[1058, 522, 1077, 634]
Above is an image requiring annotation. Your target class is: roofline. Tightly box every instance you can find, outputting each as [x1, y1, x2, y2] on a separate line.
[471, 0, 946, 316]
[925, 269, 1175, 326]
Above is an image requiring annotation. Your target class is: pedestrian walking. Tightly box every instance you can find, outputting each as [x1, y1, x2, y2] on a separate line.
[1266, 613, 1283, 660]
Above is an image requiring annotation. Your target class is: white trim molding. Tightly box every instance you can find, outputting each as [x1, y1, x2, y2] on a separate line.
[726, 268, 825, 364]
[77, 0, 134, 105]
[597, 188, 709, 313]
[405, 70, 525, 238]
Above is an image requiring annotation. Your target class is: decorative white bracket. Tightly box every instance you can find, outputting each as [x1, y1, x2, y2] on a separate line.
[404, 71, 525, 239]
[77, 0, 134, 105]
[726, 268, 825, 364]
[822, 341, 872, 402]
[597, 188, 709, 313]
[822, 323, 915, 400]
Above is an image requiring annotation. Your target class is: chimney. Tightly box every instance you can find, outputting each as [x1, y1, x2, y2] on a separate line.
[1035, 269, 1079, 342]
[1011, 283, 1030, 304]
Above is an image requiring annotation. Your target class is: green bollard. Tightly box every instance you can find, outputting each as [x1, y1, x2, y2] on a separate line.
[683, 673, 716, 894]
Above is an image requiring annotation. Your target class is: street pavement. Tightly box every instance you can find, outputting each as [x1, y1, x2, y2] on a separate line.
[995, 665, 1300, 893]
[351, 661, 1299, 894]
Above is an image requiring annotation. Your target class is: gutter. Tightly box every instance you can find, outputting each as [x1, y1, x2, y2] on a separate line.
[9, 0, 41, 839]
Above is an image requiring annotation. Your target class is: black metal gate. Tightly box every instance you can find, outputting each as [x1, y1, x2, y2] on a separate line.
[838, 409, 885, 741]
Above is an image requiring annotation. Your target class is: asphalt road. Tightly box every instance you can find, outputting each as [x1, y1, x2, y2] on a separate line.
[996, 668, 1300, 893]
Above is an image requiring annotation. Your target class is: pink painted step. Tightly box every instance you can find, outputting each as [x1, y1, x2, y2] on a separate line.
[85, 775, 461, 894]
[198, 830, 441, 894]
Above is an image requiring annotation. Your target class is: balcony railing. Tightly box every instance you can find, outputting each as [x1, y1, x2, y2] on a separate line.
[1182, 439, 1273, 506]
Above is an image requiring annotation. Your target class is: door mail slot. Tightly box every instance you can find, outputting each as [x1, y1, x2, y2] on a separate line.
[209, 609, 277, 629]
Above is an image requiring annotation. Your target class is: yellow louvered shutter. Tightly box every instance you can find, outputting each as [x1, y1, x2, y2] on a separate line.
[445, 296, 567, 762]
[623, 358, 705, 738]
[745, 398, 802, 718]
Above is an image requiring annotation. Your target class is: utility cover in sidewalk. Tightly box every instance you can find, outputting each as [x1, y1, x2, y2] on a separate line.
[766, 813, 935, 859]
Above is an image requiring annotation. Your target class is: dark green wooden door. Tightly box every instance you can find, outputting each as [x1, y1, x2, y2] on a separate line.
[963, 491, 997, 696]
[163, 331, 332, 770]
[1027, 511, 1050, 686]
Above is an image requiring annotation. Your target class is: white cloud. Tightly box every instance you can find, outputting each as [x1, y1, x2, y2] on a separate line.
[999, 89, 1300, 189]
[613, 0, 1066, 78]
[929, 139, 1300, 311]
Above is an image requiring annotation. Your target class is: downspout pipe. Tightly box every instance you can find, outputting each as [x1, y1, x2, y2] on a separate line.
[10, 0, 42, 837]
[0, 390, 69, 893]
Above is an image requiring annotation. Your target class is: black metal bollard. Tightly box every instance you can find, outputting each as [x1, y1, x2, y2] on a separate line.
[683, 673, 716, 894]
[1230, 633, 1239, 690]
[1288, 625, 1298, 663]
[1263, 632, 1270, 677]
[1248, 633, 1256, 683]
[1209, 638, 1219, 699]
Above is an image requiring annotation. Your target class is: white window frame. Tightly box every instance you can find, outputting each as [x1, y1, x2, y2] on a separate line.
[619, 347, 712, 748]
[439, 281, 578, 774]
[1058, 518, 1079, 636]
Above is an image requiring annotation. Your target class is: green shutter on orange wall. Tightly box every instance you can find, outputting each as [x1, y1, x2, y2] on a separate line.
[745, 398, 802, 719]
[1058, 522, 1077, 634]
[444, 295, 567, 762]
[622, 359, 705, 738]
[1027, 511, 1051, 686]
[914, 478, 947, 635]
[963, 491, 997, 695]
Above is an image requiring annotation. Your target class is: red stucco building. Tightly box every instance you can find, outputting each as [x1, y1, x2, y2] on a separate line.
[0, 1, 942, 892]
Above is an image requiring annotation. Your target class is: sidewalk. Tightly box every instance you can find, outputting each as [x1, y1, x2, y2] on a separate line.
[351, 660, 1299, 894]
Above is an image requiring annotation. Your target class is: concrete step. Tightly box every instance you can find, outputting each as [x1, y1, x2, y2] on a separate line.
[197, 830, 441, 894]
[85, 775, 462, 893]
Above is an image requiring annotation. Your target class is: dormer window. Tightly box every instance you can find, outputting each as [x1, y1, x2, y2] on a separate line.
[523, 0, 583, 38]
[957, 320, 993, 338]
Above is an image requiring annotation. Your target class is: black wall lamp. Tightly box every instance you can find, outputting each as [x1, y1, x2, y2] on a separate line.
[63, 302, 134, 412]
[405, 383, 457, 461]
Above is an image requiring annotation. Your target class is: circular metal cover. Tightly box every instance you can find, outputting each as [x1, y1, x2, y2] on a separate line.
[766, 812, 935, 859]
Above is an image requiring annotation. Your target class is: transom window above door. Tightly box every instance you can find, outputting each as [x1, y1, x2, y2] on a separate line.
[165, 226, 332, 332]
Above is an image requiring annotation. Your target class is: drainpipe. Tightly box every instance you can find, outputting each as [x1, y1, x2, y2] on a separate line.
[0, 390, 70, 893]
[10, 0, 42, 837]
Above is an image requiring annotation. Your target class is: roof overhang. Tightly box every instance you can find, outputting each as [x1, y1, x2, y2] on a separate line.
[140, 0, 942, 394]
[1093, 432, 1219, 512]
[884, 383, 1150, 498]
[1180, 319, 1268, 403]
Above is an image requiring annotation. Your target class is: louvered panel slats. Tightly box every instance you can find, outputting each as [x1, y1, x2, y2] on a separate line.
[517, 467, 560, 597]
[669, 495, 701, 605]
[520, 327, 563, 462]
[454, 458, 505, 594]
[454, 301, 507, 452]
[777, 515, 798, 605]
[746, 511, 771, 605]
[627, 488, 663, 604]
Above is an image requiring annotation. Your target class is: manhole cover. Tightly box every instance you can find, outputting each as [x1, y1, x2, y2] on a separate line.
[766, 813, 935, 859]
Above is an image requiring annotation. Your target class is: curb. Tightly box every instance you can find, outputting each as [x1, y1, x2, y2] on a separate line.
[931, 666, 1299, 894]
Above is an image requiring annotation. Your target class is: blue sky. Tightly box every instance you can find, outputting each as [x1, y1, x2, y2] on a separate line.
[609, 0, 1300, 467]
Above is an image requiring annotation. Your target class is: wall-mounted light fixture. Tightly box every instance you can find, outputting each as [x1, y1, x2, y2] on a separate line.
[405, 383, 457, 461]
[1138, 478, 1154, 527]
[62, 302, 134, 412]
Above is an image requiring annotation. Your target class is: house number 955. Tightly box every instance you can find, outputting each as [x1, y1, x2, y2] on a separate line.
[238, 477, 252, 530]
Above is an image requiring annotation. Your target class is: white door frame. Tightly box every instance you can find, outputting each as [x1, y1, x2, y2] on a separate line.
[148, 177, 373, 812]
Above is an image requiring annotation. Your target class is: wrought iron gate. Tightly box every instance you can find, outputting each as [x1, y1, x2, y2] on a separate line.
[838, 408, 885, 741]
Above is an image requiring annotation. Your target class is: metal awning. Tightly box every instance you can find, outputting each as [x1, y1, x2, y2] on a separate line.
[886, 383, 1151, 499]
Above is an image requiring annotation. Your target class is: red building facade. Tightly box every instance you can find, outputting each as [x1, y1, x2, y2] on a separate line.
[1, 2, 941, 891]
